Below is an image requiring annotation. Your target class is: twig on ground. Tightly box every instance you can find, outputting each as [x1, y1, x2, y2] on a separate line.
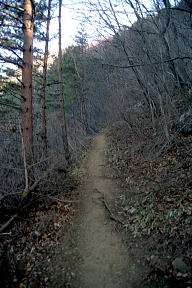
[102, 197, 124, 225]
[0, 232, 12, 236]
[0, 215, 17, 234]
[0, 169, 51, 233]
[94, 188, 125, 225]
[47, 196, 79, 203]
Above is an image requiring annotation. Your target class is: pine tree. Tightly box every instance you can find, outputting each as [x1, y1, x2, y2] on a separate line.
[0, 0, 35, 164]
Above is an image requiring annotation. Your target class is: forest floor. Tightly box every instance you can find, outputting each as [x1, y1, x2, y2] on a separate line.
[104, 122, 192, 288]
[1, 124, 192, 287]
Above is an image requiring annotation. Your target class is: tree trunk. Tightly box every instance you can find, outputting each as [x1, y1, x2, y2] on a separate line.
[40, 0, 52, 157]
[21, 0, 34, 164]
[58, 0, 70, 161]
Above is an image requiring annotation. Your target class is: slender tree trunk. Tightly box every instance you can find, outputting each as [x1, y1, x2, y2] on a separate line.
[80, 87, 88, 133]
[58, 0, 70, 161]
[21, 0, 34, 164]
[40, 0, 52, 157]
[71, 53, 88, 133]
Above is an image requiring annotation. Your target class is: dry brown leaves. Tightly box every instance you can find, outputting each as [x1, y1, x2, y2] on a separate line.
[106, 123, 192, 287]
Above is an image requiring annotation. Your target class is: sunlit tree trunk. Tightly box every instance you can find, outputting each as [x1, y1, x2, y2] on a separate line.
[21, 0, 34, 164]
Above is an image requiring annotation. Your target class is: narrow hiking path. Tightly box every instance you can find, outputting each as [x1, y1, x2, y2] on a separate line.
[75, 134, 132, 287]
[48, 133, 144, 287]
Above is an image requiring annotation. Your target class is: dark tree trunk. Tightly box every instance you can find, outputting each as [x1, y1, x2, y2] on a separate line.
[40, 0, 52, 157]
[58, 0, 70, 161]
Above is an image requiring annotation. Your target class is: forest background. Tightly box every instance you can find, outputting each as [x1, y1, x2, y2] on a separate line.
[0, 0, 192, 286]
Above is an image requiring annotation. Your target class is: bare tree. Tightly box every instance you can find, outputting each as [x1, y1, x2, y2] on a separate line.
[58, 0, 70, 161]
[40, 0, 52, 157]
[78, 0, 192, 142]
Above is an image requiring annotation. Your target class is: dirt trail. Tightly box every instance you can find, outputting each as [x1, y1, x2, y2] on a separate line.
[76, 134, 131, 288]
[48, 133, 143, 287]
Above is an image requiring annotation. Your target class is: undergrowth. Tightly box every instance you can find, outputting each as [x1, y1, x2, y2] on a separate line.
[106, 122, 192, 287]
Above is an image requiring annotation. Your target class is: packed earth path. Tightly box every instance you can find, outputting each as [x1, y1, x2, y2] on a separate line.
[76, 134, 130, 288]
[71, 133, 145, 288]
[48, 133, 143, 288]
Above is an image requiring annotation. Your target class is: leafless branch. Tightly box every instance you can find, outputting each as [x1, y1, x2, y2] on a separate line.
[0, 215, 17, 234]
[102, 197, 124, 225]
[102, 56, 192, 69]
[0, 44, 23, 62]
[0, 1, 24, 12]
[0, 9, 23, 24]
[0, 101, 21, 110]
[0, 56, 22, 67]
[165, 7, 192, 14]
[19, 123, 29, 191]
[46, 81, 60, 86]
[0, 169, 52, 234]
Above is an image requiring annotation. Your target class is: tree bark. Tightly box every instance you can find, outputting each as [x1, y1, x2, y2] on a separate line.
[21, 0, 34, 164]
[40, 0, 52, 156]
[58, 0, 70, 161]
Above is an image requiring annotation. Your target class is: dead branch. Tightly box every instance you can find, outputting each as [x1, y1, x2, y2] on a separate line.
[0, 8, 23, 24]
[19, 122, 29, 191]
[21, 170, 50, 197]
[47, 196, 79, 203]
[166, 7, 192, 14]
[0, 169, 50, 234]
[0, 232, 12, 236]
[0, 101, 21, 110]
[102, 197, 124, 225]
[0, 215, 17, 234]
[0, 57, 22, 67]
[0, 1, 24, 12]
[102, 56, 192, 69]
[27, 156, 51, 169]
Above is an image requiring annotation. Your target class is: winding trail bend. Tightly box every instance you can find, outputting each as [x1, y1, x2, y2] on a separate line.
[77, 134, 131, 288]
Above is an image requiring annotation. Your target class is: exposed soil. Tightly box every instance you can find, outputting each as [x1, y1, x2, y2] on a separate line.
[77, 134, 133, 287]
[47, 133, 147, 287]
